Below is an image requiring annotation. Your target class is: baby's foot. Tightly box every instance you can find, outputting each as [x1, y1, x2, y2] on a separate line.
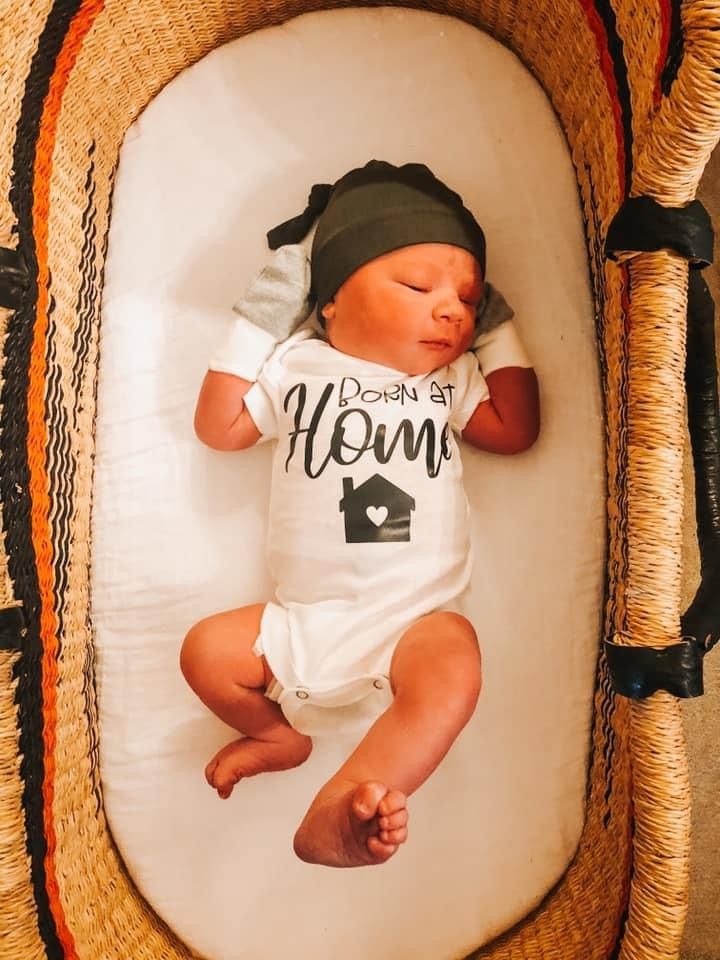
[205, 732, 312, 799]
[293, 780, 409, 867]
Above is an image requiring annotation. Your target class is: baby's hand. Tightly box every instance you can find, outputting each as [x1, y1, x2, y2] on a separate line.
[208, 245, 313, 382]
[231, 244, 312, 341]
[471, 283, 531, 376]
[462, 281, 539, 454]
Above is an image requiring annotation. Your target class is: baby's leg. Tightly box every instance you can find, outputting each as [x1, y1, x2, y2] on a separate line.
[180, 604, 312, 798]
[293, 611, 481, 867]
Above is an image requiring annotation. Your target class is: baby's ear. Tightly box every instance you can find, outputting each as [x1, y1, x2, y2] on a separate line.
[320, 300, 336, 324]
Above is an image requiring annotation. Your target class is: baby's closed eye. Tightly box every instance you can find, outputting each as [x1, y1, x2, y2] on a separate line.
[398, 280, 430, 293]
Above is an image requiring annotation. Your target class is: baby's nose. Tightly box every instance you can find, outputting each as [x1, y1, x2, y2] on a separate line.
[433, 293, 465, 322]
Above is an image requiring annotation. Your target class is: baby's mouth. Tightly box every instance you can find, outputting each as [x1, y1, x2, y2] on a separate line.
[419, 338, 452, 349]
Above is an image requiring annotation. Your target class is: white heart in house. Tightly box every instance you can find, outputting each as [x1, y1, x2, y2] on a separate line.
[366, 506, 388, 527]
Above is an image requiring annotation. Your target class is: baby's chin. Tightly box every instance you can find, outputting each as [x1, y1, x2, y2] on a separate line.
[325, 331, 467, 375]
[354, 352, 456, 376]
[396, 344, 468, 375]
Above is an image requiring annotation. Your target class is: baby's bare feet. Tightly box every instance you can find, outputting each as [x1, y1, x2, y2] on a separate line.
[293, 780, 409, 867]
[205, 732, 312, 799]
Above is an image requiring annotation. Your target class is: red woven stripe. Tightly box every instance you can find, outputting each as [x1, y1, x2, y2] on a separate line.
[655, 0, 673, 105]
[577, 0, 627, 197]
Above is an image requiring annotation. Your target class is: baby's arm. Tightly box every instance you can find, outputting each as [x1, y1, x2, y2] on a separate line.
[461, 286, 540, 455]
[194, 244, 312, 451]
[461, 366, 539, 455]
[194, 371, 261, 450]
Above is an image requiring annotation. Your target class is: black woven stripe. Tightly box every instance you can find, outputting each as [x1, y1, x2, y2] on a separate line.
[46, 289, 74, 625]
[594, 0, 634, 194]
[661, 0, 684, 97]
[45, 154, 101, 612]
[47, 150, 97, 612]
[579, 163, 621, 827]
[3, 2, 85, 956]
[71, 145, 106, 809]
[71, 145, 98, 429]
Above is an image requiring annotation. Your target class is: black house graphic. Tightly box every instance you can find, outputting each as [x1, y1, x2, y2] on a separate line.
[339, 474, 416, 543]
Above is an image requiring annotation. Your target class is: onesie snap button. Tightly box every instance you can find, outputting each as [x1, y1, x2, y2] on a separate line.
[295, 689, 309, 700]
[373, 679, 384, 690]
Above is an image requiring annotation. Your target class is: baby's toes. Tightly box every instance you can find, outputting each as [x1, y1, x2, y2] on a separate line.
[366, 834, 399, 861]
[351, 781, 389, 822]
[378, 788, 407, 818]
[204, 758, 219, 787]
[213, 769, 237, 799]
[378, 798, 408, 846]
[379, 808, 408, 832]
[379, 825, 408, 846]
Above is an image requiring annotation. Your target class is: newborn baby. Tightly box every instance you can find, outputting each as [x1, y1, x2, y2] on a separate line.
[181, 160, 540, 868]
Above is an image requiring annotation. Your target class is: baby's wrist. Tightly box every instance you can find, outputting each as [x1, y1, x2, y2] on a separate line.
[472, 319, 532, 376]
[208, 315, 279, 381]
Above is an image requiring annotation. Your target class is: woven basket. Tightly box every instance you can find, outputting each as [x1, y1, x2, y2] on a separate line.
[1, 2, 719, 958]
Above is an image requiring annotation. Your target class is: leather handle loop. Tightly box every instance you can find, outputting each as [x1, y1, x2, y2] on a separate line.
[603, 198, 718, 699]
[681, 269, 720, 660]
[0, 246, 29, 310]
[605, 196, 713, 267]
[604, 637, 705, 699]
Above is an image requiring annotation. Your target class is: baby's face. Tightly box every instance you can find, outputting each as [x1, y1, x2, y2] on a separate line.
[321, 243, 483, 375]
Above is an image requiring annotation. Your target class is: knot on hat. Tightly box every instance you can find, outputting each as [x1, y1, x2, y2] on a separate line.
[267, 183, 334, 249]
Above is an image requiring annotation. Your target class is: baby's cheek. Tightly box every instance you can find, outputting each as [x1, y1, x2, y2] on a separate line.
[460, 323, 475, 349]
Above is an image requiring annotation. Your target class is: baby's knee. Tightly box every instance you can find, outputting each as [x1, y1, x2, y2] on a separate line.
[441, 611, 479, 648]
[434, 613, 482, 703]
[179, 617, 214, 689]
[439, 608, 481, 661]
[396, 612, 482, 711]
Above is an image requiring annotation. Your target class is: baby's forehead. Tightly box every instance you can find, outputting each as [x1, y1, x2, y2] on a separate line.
[375, 243, 483, 276]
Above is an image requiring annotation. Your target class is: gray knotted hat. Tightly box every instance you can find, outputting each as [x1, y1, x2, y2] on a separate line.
[267, 160, 487, 315]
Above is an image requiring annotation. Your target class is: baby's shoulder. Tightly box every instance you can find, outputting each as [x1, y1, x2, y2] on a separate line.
[419, 352, 477, 392]
[419, 352, 487, 420]
[263, 326, 325, 377]
[446, 350, 478, 377]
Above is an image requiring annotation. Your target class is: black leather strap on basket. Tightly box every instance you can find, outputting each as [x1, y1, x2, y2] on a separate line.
[0, 245, 29, 310]
[606, 196, 713, 267]
[604, 196, 718, 699]
[0, 605, 26, 651]
[604, 637, 705, 699]
[681, 269, 720, 674]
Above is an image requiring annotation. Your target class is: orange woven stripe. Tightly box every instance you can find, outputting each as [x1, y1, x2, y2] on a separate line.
[28, 1, 106, 955]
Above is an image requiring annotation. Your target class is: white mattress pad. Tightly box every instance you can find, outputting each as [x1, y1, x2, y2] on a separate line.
[92, 8, 606, 959]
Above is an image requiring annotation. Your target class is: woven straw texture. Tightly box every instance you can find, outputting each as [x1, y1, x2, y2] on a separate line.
[1, 2, 719, 959]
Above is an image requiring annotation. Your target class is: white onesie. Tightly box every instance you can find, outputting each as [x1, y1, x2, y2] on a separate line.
[243, 327, 490, 735]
